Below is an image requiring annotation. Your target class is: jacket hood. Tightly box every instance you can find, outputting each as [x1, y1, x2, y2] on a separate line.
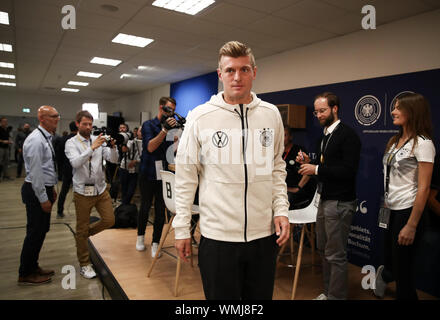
[206, 91, 261, 114]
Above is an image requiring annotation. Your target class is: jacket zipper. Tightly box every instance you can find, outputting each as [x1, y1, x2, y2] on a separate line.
[235, 104, 248, 242]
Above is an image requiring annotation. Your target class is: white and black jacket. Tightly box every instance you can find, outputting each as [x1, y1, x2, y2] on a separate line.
[173, 92, 289, 242]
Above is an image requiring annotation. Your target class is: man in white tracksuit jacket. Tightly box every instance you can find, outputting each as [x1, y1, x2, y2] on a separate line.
[173, 41, 290, 300]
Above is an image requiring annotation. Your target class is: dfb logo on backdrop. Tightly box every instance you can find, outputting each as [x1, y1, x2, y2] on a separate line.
[355, 95, 381, 126]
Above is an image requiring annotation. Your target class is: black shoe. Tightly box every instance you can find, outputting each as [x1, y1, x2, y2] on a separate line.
[57, 212, 65, 218]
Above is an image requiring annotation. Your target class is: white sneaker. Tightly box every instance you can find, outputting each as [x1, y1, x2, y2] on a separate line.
[80, 264, 97, 279]
[313, 293, 328, 300]
[151, 242, 161, 258]
[136, 235, 145, 251]
[373, 265, 387, 298]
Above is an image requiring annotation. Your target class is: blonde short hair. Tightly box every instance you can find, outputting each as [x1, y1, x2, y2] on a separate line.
[218, 41, 256, 70]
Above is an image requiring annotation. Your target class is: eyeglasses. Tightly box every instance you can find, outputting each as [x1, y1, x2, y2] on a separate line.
[46, 114, 60, 119]
[313, 108, 330, 117]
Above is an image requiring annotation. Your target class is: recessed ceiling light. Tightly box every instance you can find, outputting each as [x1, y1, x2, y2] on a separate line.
[61, 88, 79, 92]
[0, 62, 14, 69]
[112, 33, 154, 48]
[0, 74, 15, 79]
[0, 11, 9, 25]
[0, 43, 12, 52]
[120, 73, 136, 79]
[68, 81, 89, 86]
[137, 65, 155, 71]
[152, 0, 215, 15]
[77, 71, 102, 78]
[0, 82, 15, 87]
[90, 57, 122, 66]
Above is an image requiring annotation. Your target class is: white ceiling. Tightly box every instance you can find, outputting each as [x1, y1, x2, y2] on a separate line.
[0, 0, 439, 100]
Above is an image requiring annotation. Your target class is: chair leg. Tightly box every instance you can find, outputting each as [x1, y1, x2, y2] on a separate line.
[289, 225, 294, 266]
[164, 208, 168, 225]
[277, 238, 288, 266]
[175, 256, 181, 297]
[147, 215, 175, 277]
[291, 225, 305, 300]
[311, 223, 316, 272]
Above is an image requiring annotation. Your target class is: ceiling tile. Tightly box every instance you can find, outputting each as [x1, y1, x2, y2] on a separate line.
[199, 3, 267, 28]
[223, 0, 301, 13]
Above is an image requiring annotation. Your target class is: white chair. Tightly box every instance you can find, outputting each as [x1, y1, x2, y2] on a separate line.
[278, 190, 319, 300]
[146, 170, 199, 296]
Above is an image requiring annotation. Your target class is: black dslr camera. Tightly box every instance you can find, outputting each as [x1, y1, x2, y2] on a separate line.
[92, 127, 133, 146]
[161, 105, 186, 130]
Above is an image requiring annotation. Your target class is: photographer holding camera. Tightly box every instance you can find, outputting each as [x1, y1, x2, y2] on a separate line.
[136, 97, 177, 257]
[119, 127, 141, 205]
[65, 111, 118, 279]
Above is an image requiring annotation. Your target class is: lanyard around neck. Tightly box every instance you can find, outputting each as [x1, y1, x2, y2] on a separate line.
[77, 134, 93, 178]
[37, 127, 57, 173]
[385, 139, 410, 197]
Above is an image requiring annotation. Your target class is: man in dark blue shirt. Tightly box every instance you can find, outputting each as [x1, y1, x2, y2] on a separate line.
[137, 97, 177, 258]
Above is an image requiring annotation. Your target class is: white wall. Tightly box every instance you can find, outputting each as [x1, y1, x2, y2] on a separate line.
[0, 90, 115, 133]
[253, 9, 440, 94]
[111, 84, 171, 125]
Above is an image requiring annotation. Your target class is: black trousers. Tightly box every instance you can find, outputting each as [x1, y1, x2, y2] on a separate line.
[57, 171, 72, 214]
[19, 183, 54, 277]
[119, 169, 138, 205]
[382, 207, 422, 300]
[198, 234, 279, 300]
[137, 174, 165, 243]
[16, 152, 24, 177]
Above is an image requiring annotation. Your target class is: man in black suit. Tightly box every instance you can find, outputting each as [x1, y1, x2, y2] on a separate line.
[298, 92, 361, 300]
[56, 121, 77, 218]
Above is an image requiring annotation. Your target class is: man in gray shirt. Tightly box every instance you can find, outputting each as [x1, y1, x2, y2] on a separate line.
[65, 110, 117, 279]
[18, 106, 59, 285]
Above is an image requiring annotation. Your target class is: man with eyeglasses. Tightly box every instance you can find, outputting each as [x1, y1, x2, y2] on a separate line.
[18, 106, 60, 285]
[297, 92, 361, 300]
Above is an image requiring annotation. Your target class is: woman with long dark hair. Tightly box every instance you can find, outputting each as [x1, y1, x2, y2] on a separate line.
[374, 92, 436, 299]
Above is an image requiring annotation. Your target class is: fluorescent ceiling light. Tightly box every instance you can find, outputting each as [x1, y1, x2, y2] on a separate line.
[0, 62, 14, 69]
[0, 43, 12, 52]
[112, 33, 154, 48]
[90, 57, 122, 66]
[23, 108, 31, 113]
[0, 11, 9, 25]
[61, 88, 79, 92]
[152, 0, 215, 15]
[0, 74, 15, 79]
[68, 81, 89, 86]
[137, 65, 155, 71]
[120, 73, 136, 79]
[77, 71, 102, 78]
[0, 82, 15, 87]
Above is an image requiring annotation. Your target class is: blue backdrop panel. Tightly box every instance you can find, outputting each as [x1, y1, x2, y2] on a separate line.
[259, 68, 440, 297]
[170, 71, 219, 118]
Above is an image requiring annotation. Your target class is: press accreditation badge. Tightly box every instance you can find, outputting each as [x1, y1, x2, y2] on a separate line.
[155, 160, 163, 180]
[378, 207, 390, 229]
[84, 184, 95, 196]
[314, 183, 322, 208]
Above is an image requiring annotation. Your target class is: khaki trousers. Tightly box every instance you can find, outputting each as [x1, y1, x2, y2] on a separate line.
[74, 190, 115, 266]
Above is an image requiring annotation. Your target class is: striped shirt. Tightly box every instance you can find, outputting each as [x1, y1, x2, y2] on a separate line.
[23, 125, 58, 203]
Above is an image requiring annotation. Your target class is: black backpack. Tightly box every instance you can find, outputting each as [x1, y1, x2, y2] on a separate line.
[113, 204, 138, 228]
